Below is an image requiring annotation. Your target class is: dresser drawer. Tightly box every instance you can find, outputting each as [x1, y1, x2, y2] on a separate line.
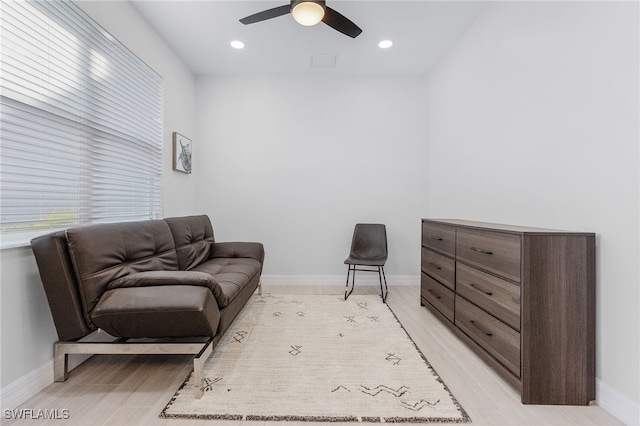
[457, 263, 521, 330]
[456, 297, 521, 376]
[421, 247, 455, 290]
[421, 273, 454, 322]
[457, 229, 521, 282]
[422, 221, 456, 257]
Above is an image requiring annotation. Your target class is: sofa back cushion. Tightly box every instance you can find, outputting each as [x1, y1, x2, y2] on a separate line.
[164, 215, 215, 271]
[66, 219, 179, 322]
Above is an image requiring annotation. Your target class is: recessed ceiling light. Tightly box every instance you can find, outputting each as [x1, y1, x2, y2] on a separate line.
[230, 40, 245, 49]
[378, 40, 393, 49]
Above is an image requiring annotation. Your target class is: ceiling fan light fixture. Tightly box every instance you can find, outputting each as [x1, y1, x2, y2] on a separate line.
[292, 1, 325, 26]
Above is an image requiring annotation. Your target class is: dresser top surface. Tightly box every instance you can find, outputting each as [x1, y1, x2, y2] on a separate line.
[423, 219, 595, 236]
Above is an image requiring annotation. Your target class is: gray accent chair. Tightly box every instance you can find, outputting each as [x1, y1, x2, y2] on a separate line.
[344, 223, 388, 303]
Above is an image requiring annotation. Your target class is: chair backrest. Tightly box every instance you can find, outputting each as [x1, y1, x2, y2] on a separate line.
[349, 223, 388, 261]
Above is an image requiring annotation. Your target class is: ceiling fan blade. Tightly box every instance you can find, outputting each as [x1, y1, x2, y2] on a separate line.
[322, 6, 362, 38]
[240, 4, 291, 25]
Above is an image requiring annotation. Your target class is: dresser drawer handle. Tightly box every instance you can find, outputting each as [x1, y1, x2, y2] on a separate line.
[430, 236, 443, 241]
[470, 246, 493, 255]
[470, 320, 493, 337]
[428, 263, 442, 270]
[470, 283, 493, 296]
[427, 289, 442, 299]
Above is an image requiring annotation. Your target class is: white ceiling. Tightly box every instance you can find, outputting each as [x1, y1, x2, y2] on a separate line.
[130, 1, 489, 76]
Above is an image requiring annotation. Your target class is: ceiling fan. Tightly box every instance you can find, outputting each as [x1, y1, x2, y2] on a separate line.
[239, 1, 362, 39]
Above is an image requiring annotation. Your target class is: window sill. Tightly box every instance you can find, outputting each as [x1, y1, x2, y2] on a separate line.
[1, 229, 63, 250]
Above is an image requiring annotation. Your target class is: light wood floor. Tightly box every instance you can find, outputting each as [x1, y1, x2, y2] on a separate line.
[5, 285, 622, 426]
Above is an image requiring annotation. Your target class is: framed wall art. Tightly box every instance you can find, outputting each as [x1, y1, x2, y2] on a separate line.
[173, 132, 192, 174]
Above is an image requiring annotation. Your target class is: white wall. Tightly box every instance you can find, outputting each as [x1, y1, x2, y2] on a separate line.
[194, 75, 429, 278]
[0, 0, 197, 402]
[425, 0, 639, 418]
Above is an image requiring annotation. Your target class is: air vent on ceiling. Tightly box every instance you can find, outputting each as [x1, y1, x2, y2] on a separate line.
[309, 54, 337, 68]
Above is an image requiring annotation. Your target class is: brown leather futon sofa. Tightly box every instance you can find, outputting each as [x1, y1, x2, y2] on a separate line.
[31, 214, 264, 398]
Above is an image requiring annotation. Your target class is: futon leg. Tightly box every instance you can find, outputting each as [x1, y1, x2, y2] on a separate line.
[53, 343, 69, 382]
[52, 336, 213, 398]
[193, 340, 213, 399]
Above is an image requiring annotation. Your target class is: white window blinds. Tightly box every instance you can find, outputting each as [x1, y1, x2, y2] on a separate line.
[0, 0, 163, 235]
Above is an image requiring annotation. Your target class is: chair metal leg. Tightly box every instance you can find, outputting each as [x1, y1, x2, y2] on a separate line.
[379, 266, 389, 303]
[345, 265, 355, 300]
[346, 264, 388, 302]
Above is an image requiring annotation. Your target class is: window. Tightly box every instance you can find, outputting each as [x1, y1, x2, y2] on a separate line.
[0, 0, 163, 239]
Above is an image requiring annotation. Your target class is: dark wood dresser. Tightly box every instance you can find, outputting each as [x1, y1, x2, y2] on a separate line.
[420, 219, 595, 405]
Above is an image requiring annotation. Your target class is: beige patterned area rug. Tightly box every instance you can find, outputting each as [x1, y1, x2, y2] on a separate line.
[161, 294, 470, 423]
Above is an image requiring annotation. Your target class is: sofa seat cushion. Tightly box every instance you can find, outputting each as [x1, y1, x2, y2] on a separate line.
[191, 258, 262, 308]
[91, 286, 220, 339]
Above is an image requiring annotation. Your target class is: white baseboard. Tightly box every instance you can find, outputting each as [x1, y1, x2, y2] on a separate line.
[261, 274, 419, 287]
[0, 354, 93, 411]
[596, 378, 640, 425]
[0, 359, 52, 411]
